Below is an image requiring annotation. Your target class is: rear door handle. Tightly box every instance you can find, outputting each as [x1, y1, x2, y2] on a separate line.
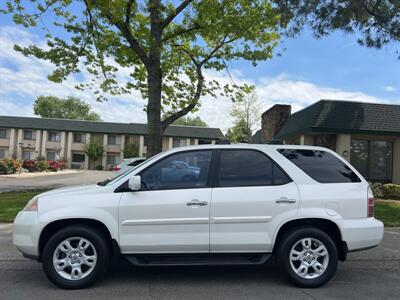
[186, 199, 208, 207]
[275, 197, 297, 204]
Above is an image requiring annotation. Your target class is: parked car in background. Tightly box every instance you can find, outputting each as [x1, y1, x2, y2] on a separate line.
[112, 157, 146, 178]
[13, 144, 383, 289]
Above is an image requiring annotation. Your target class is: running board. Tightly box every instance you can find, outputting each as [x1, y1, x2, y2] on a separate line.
[124, 253, 272, 266]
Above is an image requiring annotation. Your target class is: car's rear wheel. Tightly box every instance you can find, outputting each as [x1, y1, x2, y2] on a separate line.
[276, 226, 338, 288]
[42, 225, 110, 289]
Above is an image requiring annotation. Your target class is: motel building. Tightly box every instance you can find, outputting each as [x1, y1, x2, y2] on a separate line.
[0, 116, 224, 170]
[252, 100, 400, 185]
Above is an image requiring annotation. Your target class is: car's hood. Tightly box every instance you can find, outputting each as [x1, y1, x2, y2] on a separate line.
[38, 184, 101, 198]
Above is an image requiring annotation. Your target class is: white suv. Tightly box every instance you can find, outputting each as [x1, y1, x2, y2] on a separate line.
[13, 144, 384, 289]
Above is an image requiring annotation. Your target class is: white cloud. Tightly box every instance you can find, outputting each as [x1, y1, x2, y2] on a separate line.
[0, 26, 394, 133]
[383, 86, 397, 92]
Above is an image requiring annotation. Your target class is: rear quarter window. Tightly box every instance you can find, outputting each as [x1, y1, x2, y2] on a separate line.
[278, 149, 361, 183]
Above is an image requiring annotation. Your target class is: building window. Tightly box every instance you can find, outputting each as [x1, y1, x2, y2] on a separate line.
[0, 129, 7, 139]
[351, 140, 393, 182]
[106, 153, 120, 165]
[23, 130, 34, 140]
[198, 139, 212, 145]
[108, 135, 121, 145]
[48, 131, 61, 142]
[47, 151, 57, 161]
[0, 149, 5, 159]
[22, 151, 33, 160]
[172, 138, 187, 148]
[72, 153, 86, 163]
[73, 133, 86, 143]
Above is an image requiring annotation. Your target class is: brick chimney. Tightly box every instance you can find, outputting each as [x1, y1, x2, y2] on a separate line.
[261, 104, 291, 143]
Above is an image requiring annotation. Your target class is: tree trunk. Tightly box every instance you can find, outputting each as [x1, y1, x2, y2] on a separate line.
[146, 66, 163, 157]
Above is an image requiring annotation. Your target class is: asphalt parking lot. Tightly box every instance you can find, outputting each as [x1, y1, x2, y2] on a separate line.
[1, 225, 399, 300]
[0, 171, 112, 192]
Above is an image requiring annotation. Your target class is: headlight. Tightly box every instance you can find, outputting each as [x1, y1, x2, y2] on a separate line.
[23, 197, 38, 211]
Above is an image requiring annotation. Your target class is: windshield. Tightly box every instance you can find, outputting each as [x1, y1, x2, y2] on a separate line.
[98, 152, 164, 186]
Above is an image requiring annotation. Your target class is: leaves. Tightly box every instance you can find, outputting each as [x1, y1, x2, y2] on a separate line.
[33, 96, 101, 121]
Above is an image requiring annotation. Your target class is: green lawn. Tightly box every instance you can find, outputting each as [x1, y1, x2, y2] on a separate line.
[0, 190, 48, 222]
[375, 200, 400, 227]
[1, 190, 400, 226]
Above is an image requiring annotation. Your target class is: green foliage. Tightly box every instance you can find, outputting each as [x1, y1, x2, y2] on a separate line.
[84, 138, 104, 162]
[277, 1, 400, 57]
[124, 143, 139, 158]
[1, 0, 281, 156]
[0, 159, 21, 174]
[36, 160, 49, 172]
[225, 118, 251, 143]
[34, 96, 101, 121]
[369, 182, 384, 199]
[383, 184, 400, 200]
[95, 165, 104, 171]
[172, 116, 208, 127]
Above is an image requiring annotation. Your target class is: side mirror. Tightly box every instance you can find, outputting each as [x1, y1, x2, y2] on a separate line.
[128, 175, 141, 191]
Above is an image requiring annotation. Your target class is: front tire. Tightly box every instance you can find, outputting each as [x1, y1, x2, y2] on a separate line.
[42, 225, 110, 289]
[276, 226, 338, 288]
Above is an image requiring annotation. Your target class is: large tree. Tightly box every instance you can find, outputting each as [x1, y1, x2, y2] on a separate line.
[229, 92, 261, 142]
[276, 1, 400, 55]
[2, 0, 281, 156]
[172, 115, 208, 127]
[34, 96, 102, 120]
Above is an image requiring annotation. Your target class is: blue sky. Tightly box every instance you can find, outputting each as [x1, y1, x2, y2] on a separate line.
[0, 5, 399, 132]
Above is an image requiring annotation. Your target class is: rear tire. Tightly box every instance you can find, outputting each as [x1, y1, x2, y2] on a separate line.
[42, 225, 110, 289]
[276, 226, 338, 288]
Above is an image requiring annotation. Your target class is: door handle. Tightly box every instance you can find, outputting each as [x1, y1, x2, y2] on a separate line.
[275, 197, 297, 204]
[186, 199, 208, 207]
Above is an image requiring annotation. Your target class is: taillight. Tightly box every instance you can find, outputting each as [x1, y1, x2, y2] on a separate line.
[113, 166, 121, 171]
[367, 186, 374, 217]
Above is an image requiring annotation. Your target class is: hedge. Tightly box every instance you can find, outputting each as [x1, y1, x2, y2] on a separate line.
[383, 184, 400, 200]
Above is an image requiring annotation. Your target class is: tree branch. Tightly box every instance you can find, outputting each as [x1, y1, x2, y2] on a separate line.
[161, 0, 195, 29]
[162, 23, 202, 42]
[162, 66, 204, 129]
[125, 0, 136, 26]
[199, 36, 237, 66]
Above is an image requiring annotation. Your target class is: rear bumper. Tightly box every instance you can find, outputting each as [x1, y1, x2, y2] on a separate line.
[13, 211, 45, 260]
[341, 218, 384, 251]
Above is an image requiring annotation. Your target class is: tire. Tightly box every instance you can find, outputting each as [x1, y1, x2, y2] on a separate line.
[42, 225, 111, 289]
[276, 226, 338, 288]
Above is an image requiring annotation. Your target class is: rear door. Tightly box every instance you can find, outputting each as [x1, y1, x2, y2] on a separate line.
[210, 149, 299, 253]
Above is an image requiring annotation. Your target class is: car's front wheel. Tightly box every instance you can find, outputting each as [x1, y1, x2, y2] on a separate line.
[42, 225, 110, 289]
[276, 226, 338, 288]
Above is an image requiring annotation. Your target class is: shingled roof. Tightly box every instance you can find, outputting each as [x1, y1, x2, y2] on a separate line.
[0, 116, 225, 140]
[275, 100, 400, 139]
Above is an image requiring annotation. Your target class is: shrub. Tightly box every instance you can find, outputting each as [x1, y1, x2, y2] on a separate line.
[124, 143, 139, 158]
[383, 184, 400, 200]
[58, 160, 67, 170]
[22, 160, 39, 172]
[36, 160, 49, 172]
[0, 159, 21, 174]
[369, 182, 384, 199]
[95, 165, 103, 171]
[48, 160, 61, 172]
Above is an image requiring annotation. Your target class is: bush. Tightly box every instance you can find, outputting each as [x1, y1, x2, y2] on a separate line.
[0, 159, 21, 174]
[124, 143, 139, 158]
[48, 160, 61, 172]
[36, 160, 49, 172]
[369, 182, 384, 199]
[95, 165, 103, 170]
[22, 160, 39, 172]
[383, 184, 400, 200]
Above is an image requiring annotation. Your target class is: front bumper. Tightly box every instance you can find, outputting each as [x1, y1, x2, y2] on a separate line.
[341, 217, 384, 251]
[13, 211, 45, 259]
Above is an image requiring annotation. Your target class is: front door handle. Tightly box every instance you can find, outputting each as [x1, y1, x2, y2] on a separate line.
[275, 197, 297, 204]
[186, 199, 208, 207]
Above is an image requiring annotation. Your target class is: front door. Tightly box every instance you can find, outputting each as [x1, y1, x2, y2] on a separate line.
[210, 149, 299, 253]
[118, 150, 213, 253]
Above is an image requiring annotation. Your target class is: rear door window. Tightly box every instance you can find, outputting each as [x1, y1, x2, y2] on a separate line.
[278, 149, 361, 183]
[217, 150, 292, 187]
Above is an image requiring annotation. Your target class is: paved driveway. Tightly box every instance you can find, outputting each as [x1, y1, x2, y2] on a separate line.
[1, 224, 399, 299]
[0, 171, 112, 192]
